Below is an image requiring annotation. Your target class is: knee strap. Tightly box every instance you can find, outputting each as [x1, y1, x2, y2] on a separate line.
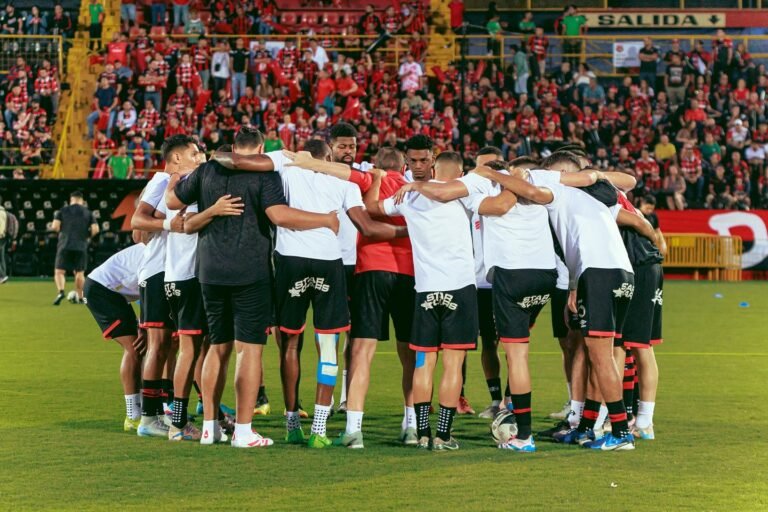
[316, 333, 339, 386]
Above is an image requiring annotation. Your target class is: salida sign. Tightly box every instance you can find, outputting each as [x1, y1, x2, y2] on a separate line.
[585, 13, 725, 29]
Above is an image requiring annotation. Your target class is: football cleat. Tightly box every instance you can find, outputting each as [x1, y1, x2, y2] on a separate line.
[53, 291, 65, 306]
[549, 402, 571, 420]
[284, 408, 309, 419]
[195, 401, 204, 416]
[336, 401, 347, 415]
[253, 402, 271, 416]
[200, 424, 228, 445]
[285, 427, 306, 445]
[478, 404, 501, 419]
[632, 424, 655, 440]
[416, 436, 432, 450]
[219, 404, 236, 416]
[499, 435, 536, 452]
[231, 431, 273, 448]
[123, 416, 141, 432]
[136, 417, 170, 438]
[334, 431, 364, 449]
[537, 420, 570, 439]
[400, 427, 419, 446]
[168, 423, 202, 441]
[553, 427, 595, 446]
[432, 437, 460, 451]
[585, 432, 635, 451]
[306, 433, 332, 449]
[457, 396, 475, 415]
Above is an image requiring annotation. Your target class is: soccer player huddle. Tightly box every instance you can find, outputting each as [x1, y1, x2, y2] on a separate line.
[83, 122, 665, 452]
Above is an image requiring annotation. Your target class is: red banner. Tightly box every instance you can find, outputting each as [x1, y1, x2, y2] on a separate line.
[657, 210, 768, 269]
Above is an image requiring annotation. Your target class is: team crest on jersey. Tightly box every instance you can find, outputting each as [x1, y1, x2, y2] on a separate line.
[651, 288, 663, 305]
[421, 292, 458, 311]
[164, 283, 181, 298]
[516, 294, 551, 309]
[612, 283, 635, 299]
[288, 277, 330, 297]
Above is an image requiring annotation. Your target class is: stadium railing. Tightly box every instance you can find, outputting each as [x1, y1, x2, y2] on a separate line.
[51, 48, 86, 179]
[663, 233, 743, 281]
[0, 35, 64, 76]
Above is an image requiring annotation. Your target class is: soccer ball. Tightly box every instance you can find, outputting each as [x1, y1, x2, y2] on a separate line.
[490, 408, 518, 444]
[67, 291, 79, 303]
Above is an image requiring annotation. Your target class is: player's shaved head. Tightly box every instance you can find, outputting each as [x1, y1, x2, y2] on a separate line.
[304, 139, 331, 160]
[234, 126, 265, 154]
[434, 151, 463, 181]
[508, 156, 540, 169]
[541, 152, 581, 173]
[374, 147, 405, 172]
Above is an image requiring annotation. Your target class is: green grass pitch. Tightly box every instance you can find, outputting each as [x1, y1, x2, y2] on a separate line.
[1, 280, 767, 511]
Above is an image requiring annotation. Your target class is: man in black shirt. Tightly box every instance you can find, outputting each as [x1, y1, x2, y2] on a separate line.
[664, 53, 689, 109]
[52, 191, 99, 305]
[638, 38, 660, 90]
[229, 38, 249, 105]
[165, 127, 339, 448]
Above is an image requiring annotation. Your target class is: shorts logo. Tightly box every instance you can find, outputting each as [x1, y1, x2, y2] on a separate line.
[516, 294, 551, 309]
[577, 299, 587, 328]
[288, 277, 330, 298]
[81, 297, 88, 305]
[139, 280, 147, 288]
[421, 292, 458, 311]
[164, 283, 181, 298]
[651, 288, 663, 305]
[612, 283, 635, 299]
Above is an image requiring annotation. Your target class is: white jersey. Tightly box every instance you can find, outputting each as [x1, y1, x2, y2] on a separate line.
[266, 151, 365, 261]
[462, 172, 555, 277]
[528, 169, 633, 285]
[138, 172, 169, 282]
[383, 180, 475, 293]
[471, 212, 490, 289]
[88, 243, 144, 301]
[164, 201, 199, 282]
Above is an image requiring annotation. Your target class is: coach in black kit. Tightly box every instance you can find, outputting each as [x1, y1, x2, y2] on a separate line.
[165, 127, 340, 448]
[52, 191, 99, 305]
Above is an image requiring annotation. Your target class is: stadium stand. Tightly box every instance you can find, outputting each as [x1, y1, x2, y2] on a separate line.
[1, 0, 768, 277]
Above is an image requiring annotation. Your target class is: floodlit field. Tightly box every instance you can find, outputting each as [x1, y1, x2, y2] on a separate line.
[1, 280, 767, 511]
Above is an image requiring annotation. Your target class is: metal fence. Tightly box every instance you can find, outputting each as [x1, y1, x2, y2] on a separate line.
[0, 35, 64, 75]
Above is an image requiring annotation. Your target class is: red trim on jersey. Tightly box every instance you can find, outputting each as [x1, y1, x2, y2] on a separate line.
[102, 319, 121, 339]
[500, 336, 530, 344]
[315, 325, 351, 334]
[587, 330, 616, 338]
[140, 321, 165, 328]
[409, 344, 439, 352]
[441, 343, 477, 350]
[177, 329, 204, 335]
[279, 325, 306, 335]
[650, 338, 663, 345]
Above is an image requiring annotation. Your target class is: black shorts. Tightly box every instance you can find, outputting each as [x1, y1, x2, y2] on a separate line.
[83, 277, 138, 339]
[492, 267, 557, 343]
[139, 272, 175, 329]
[575, 268, 634, 340]
[351, 271, 415, 342]
[165, 278, 207, 336]
[617, 263, 663, 349]
[344, 264, 356, 302]
[410, 284, 478, 352]
[274, 253, 350, 334]
[55, 249, 87, 272]
[477, 288, 497, 345]
[201, 280, 272, 345]
[550, 288, 570, 339]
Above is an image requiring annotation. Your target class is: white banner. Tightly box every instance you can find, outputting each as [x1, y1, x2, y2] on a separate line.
[613, 42, 643, 68]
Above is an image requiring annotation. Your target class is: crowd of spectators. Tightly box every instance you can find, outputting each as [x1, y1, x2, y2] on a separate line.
[41, 0, 762, 211]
